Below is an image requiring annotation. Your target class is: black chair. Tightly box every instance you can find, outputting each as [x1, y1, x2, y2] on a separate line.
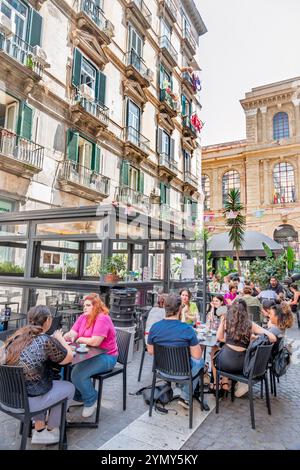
[70, 329, 131, 428]
[137, 314, 147, 382]
[215, 344, 274, 429]
[248, 305, 261, 325]
[0, 365, 68, 449]
[149, 344, 204, 429]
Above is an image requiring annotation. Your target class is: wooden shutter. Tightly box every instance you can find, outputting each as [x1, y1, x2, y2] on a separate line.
[67, 130, 79, 162]
[120, 160, 130, 186]
[156, 128, 163, 153]
[72, 49, 82, 88]
[96, 71, 106, 105]
[138, 171, 144, 194]
[170, 138, 175, 160]
[92, 145, 101, 173]
[18, 103, 33, 140]
[27, 8, 42, 47]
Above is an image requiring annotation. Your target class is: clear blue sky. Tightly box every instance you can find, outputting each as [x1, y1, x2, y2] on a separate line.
[196, 0, 300, 145]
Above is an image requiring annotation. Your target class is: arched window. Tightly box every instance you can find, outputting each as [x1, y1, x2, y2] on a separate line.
[222, 170, 240, 206]
[274, 224, 298, 250]
[273, 162, 296, 204]
[201, 174, 210, 210]
[273, 112, 289, 140]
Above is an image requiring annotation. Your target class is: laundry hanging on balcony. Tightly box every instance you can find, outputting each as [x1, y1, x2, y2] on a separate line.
[191, 114, 204, 133]
[192, 74, 201, 91]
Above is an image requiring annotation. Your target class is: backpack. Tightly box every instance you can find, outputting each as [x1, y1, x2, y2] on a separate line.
[243, 334, 271, 378]
[133, 381, 174, 413]
[271, 339, 292, 377]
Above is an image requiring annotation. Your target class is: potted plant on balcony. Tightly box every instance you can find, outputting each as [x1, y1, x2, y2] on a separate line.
[100, 255, 127, 283]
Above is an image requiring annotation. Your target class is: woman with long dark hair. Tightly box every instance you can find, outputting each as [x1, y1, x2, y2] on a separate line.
[0, 306, 74, 445]
[215, 300, 276, 395]
[180, 289, 199, 326]
[64, 293, 118, 418]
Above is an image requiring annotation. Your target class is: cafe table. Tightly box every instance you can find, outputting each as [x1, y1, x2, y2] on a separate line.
[64, 345, 107, 428]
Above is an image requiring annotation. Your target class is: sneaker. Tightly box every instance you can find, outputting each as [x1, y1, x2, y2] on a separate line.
[68, 399, 84, 409]
[177, 397, 190, 409]
[82, 402, 97, 418]
[31, 428, 60, 445]
[234, 382, 249, 398]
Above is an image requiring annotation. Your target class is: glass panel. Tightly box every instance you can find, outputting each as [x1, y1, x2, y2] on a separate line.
[149, 241, 165, 250]
[78, 137, 93, 169]
[81, 57, 97, 91]
[0, 285, 23, 316]
[148, 252, 164, 279]
[132, 253, 142, 273]
[170, 252, 187, 279]
[0, 198, 15, 213]
[85, 241, 102, 250]
[36, 219, 104, 236]
[39, 251, 79, 277]
[0, 223, 27, 236]
[84, 252, 101, 276]
[113, 242, 127, 250]
[0, 243, 26, 275]
[134, 244, 143, 250]
[41, 240, 79, 250]
[273, 162, 295, 204]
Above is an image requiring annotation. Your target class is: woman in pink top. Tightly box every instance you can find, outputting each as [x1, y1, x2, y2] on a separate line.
[223, 284, 238, 305]
[64, 293, 118, 418]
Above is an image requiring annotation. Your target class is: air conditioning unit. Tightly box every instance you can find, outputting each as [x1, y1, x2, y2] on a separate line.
[79, 83, 95, 101]
[32, 45, 47, 63]
[0, 13, 13, 37]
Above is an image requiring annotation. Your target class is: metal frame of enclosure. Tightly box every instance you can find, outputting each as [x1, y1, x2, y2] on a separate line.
[0, 204, 205, 314]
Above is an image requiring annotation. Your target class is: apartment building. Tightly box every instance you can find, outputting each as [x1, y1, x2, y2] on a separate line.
[0, 0, 206, 229]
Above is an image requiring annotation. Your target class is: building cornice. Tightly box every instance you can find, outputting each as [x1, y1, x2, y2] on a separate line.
[240, 90, 294, 110]
[181, 0, 207, 36]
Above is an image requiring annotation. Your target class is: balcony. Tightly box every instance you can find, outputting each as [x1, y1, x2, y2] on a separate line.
[182, 27, 197, 56]
[159, 35, 178, 67]
[76, 0, 114, 45]
[158, 0, 177, 24]
[58, 161, 110, 202]
[182, 115, 197, 139]
[184, 170, 198, 192]
[158, 152, 178, 179]
[124, 50, 153, 87]
[159, 88, 178, 117]
[0, 33, 46, 85]
[0, 127, 44, 177]
[71, 90, 109, 133]
[159, 204, 183, 226]
[115, 186, 151, 214]
[123, 126, 150, 160]
[182, 70, 197, 94]
[126, 0, 152, 30]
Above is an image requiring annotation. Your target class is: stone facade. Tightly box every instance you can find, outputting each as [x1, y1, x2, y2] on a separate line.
[0, 0, 206, 227]
[202, 76, 300, 251]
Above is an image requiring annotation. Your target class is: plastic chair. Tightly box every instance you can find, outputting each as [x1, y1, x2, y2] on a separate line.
[215, 344, 273, 429]
[248, 305, 261, 325]
[0, 365, 68, 449]
[149, 344, 204, 429]
[70, 329, 132, 429]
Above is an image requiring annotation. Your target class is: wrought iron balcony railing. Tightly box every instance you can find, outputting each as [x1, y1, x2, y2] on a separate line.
[80, 0, 114, 36]
[124, 126, 150, 153]
[183, 27, 197, 52]
[160, 88, 178, 112]
[159, 203, 183, 224]
[159, 153, 178, 173]
[115, 186, 151, 213]
[0, 32, 44, 77]
[161, 0, 177, 20]
[132, 0, 152, 25]
[73, 89, 109, 125]
[60, 160, 110, 195]
[0, 126, 44, 169]
[182, 115, 197, 133]
[159, 35, 178, 63]
[184, 171, 198, 188]
[125, 50, 152, 81]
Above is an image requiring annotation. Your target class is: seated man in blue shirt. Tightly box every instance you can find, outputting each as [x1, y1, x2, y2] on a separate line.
[147, 294, 204, 409]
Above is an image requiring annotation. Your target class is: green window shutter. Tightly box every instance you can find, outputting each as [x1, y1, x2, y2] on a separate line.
[96, 71, 106, 105]
[159, 65, 164, 88]
[18, 103, 33, 140]
[120, 160, 130, 186]
[192, 201, 198, 221]
[72, 49, 82, 88]
[92, 145, 101, 173]
[67, 130, 79, 162]
[27, 8, 42, 47]
[160, 182, 166, 204]
[170, 75, 173, 91]
[170, 138, 175, 160]
[156, 128, 163, 153]
[181, 95, 187, 115]
[138, 171, 144, 194]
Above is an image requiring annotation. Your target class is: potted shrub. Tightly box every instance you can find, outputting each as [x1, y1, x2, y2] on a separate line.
[100, 255, 127, 283]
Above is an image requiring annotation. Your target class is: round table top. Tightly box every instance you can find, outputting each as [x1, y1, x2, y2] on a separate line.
[198, 334, 218, 348]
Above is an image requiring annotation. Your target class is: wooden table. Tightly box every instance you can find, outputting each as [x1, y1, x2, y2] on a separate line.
[64, 346, 107, 429]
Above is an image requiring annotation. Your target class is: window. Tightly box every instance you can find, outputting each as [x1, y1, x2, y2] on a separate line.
[162, 130, 170, 156]
[273, 162, 295, 204]
[66, 130, 101, 174]
[72, 49, 106, 105]
[128, 24, 143, 56]
[0, 0, 28, 39]
[184, 150, 191, 173]
[129, 166, 139, 191]
[160, 183, 170, 205]
[202, 175, 210, 210]
[78, 136, 93, 169]
[160, 65, 171, 90]
[222, 170, 240, 206]
[81, 56, 97, 93]
[273, 112, 289, 140]
[160, 18, 171, 40]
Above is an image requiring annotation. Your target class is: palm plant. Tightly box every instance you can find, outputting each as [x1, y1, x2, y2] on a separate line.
[223, 188, 246, 275]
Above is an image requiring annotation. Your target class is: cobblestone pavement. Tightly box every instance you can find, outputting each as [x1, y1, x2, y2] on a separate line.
[183, 324, 300, 450]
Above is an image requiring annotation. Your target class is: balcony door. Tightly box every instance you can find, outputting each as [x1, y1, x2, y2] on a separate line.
[77, 136, 93, 185]
[128, 24, 143, 70]
[129, 166, 139, 191]
[0, 0, 28, 39]
[81, 56, 97, 95]
[127, 100, 140, 145]
[184, 150, 191, 173]
[160, 18, 171, 41]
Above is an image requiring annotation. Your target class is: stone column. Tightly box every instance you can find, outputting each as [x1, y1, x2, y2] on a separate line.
[292, 99, 300, 136]
[263, 159, 270, 205]
[260, 106, 267, 142]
